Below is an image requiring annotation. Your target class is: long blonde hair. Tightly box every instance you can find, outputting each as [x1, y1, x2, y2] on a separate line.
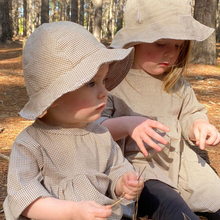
[163, 40, 191, 93]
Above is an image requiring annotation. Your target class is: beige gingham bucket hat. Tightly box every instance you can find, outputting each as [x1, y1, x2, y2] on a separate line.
[110, 0, 214, 49]
[20, 21, 134, 120]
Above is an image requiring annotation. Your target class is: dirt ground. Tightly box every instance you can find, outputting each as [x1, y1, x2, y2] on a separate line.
[0, 41, 220, 220]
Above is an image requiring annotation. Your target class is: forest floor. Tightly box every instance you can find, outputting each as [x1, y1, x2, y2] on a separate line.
[0, 40, 220, 220]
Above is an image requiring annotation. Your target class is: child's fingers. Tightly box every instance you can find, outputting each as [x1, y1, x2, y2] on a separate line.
[205, 131, 220, 146]
[135, 137, 149, 156]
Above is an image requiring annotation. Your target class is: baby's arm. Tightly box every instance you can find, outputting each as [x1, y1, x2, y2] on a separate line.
[188, 118, 220, 150]
[22, 197, 112, 220]
[114, 171, 144, 200]
[101, 116, 169, 156]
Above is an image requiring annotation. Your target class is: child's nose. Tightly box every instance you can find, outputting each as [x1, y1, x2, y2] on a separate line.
[98, 85, 108, 99]
[164, 45, 176, 57]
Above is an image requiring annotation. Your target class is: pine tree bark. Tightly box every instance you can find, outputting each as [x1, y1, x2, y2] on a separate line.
[71, 0, 78, 22]
[92, 0, 102, 41]
[191, 0, 217, 65]
[79, 0, 84, 25]
[116, 0, 123, 32]
[41, 0, 49, 24]
[0, 0, 13, 42]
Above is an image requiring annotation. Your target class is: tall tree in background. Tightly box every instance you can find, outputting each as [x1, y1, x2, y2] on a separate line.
[217, 0, 220, 42]
[116, 0, 123, 32]
[79, 0, 84, 25]
[0, 0, 13, 42]
[71, 0, 78, 22]
[93, 0, 103, 41]
[41, 0, 49, 24]
[23, 0, 27, 36]
[191, 0, 217, 65]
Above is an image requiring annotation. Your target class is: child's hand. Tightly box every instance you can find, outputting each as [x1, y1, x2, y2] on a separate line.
[128, 117, 170, 156]
[189, 119, 220, 150]
[115, 171, 144, 200]
[74, 201, 112, 220]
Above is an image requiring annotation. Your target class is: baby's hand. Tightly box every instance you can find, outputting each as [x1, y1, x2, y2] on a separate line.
[189, 119, 220, 150]
[129, 117, 170, 156]
[115, 171, 144, 200]
[74, 201, 112, 220]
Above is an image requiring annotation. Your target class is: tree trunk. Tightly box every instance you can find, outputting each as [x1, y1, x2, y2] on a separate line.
[71, 0, 78, 22]
[0, 0, 13, 42]
[107, 0, 113, 40]
[41, 0, 49, 24]
[33, 0, 41, 28]
[88, 1, 94, 33]
[191, 0, 217, 65]
[116, 0, 123, 32]
[12, 0, 19, 37]
[217, 1, 220, 42]
[23, 0, 27, 36]
[79, 0, 84, 26]
[93, 0, 102, 41]
[27, 0, 33, 36]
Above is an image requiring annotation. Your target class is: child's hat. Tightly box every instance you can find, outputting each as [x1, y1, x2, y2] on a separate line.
[110, 0, 215, 49]
[20, 21, 134, 120]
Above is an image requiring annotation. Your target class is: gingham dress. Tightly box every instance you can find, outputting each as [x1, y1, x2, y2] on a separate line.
[99, 68, 220, 213]
[3, 120, 134, 220]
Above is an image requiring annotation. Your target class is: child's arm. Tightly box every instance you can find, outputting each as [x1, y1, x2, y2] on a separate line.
[22, 197, 112, 220]
[101, 116, 169, 156]
[188, 118, 220, 150]
[114, 171, 144, 200]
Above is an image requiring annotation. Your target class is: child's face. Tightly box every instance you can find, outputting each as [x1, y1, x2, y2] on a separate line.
[133, 39, 184, 75]
[43, 65, 109, 128]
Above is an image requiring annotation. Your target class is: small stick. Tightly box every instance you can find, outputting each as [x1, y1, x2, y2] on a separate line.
[0, 153, 9, 161]
[110, 166, 146, 208]
[110, 192, 126, 207]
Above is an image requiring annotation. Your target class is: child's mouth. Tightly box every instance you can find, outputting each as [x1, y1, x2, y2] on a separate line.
[96, 104, 106, 111]
[159, 62, 169, 67]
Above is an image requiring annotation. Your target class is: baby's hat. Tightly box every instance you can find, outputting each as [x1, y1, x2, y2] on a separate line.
[110, 0, 214, 49]
[20, 21, 134, 120]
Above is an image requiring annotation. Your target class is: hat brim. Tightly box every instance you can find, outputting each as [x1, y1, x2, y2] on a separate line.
[110, 16, 214, 49]
[20, 47, 134, 120]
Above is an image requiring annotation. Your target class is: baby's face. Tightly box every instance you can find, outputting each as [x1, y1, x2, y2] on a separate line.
[132, 39, 184, 76]
[42, 65, 109, 128]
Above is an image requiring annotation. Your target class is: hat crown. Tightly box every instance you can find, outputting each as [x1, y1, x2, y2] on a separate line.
[23, 21, 104, 97]
[124, 0, 192, 27]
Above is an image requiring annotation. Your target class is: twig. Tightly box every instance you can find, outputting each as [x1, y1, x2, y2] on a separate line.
[110, 166, 146, 208]
[0, 153, 9, 160]
[110, 192, 126, 207]
[0, 209, 4, 214]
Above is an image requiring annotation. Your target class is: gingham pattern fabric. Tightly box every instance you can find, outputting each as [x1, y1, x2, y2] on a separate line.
[20, 21, 134, 120]
[3, 120, 135, 220]
[110, 0, 214, 49]
[99, 68, 220, 213]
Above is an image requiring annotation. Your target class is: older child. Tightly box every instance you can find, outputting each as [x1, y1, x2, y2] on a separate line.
[99, 0, 220, 219]
[3, 21, 144, 220]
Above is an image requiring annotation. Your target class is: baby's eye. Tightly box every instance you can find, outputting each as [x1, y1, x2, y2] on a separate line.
[88, 82, 95, 87]
[156, 42, 165, 47]
[103, 78, 107, 85]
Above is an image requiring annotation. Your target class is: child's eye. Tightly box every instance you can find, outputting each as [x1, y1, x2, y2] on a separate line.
[156, 43, 165, 47]
[103, 78, 107, 85]
[88, 82, 95, 87]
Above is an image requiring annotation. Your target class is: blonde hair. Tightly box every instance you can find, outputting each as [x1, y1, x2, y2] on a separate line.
[163, 40, 191, 93]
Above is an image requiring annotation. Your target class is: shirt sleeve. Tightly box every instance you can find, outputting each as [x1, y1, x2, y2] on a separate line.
[4, 132, 52, 219]
[179, 81, 208, 142]
[103, 131, 135, 206]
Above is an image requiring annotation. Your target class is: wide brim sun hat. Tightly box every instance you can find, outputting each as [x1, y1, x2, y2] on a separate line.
[20, 21, 134, 120]
[110, 0, 215, 49]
